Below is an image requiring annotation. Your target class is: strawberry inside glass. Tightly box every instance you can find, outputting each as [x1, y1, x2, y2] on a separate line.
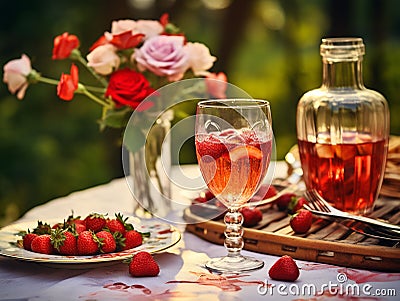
[196, 129, 272, 209]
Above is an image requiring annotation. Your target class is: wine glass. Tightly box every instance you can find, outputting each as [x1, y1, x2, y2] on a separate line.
[195, 99, 273, 273]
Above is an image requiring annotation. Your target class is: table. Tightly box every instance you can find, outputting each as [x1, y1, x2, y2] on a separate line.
[0, 163, 399, 301]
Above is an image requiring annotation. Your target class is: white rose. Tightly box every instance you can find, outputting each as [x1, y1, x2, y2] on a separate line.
[87, 44, 120, 75]
[185, 42, 216, 75]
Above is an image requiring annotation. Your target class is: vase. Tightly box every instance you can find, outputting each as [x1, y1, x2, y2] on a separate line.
[129, 110, 173, 218]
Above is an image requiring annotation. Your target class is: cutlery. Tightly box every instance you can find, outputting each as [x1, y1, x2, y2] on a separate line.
[304, 189, 400, 233]
[340, 220, 400, 242]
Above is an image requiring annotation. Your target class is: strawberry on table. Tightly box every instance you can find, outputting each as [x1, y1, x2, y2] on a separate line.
[257, 184, 278, 200]
[22, 233, 38, 251]
[96, 230, 116, 253]
[84, 213, 107, 233]
[240, 207, 263, 227]
[268, 255, 300, 282]
[288, 196, 308, 214]
[51, 229, 77, 255]
[275, 193, 297, 211]
[31, 234, 54, 255]
[290, 209, 313, 234]
[77, 230, 100, 255]
[129, 251, 160, 277]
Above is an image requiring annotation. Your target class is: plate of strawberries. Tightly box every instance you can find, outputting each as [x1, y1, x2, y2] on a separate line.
[0, 212, 181, 266]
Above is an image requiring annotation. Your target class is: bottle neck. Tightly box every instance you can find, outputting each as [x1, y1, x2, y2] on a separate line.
[322, 59, 364, 89]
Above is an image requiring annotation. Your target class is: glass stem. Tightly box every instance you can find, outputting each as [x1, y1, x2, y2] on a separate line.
[224, 208, 244, 257]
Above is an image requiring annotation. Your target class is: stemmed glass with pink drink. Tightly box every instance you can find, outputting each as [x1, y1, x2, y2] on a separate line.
[195, 99, 273, 273]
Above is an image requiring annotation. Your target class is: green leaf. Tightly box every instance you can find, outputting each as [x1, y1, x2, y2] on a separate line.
[100, 108, 131, 129]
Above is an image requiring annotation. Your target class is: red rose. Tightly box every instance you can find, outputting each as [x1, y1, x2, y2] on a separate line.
[52, 32, 80, 60]
[57, 64, 79, 101]
[105, 68, 155, 110]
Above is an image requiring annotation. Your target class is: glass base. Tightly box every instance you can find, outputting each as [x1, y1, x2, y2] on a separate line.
[205, 255, 264, 273]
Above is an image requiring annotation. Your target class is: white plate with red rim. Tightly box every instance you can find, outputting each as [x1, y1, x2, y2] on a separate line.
[0, 218, 181, 267]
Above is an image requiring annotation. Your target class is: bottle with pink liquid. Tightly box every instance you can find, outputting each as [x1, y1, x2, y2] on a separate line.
[296, 37, 390, 215]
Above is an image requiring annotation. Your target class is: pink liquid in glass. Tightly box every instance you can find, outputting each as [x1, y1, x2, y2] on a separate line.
[196, 129, 272, 208]
[298, 135, 387, 214]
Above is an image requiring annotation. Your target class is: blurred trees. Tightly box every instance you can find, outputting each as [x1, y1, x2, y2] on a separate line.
[0, 0, 399, 225]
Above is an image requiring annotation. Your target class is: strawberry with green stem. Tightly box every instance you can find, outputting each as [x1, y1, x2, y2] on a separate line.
[51, 228, 77, 255]
[84, 213, 107, 232]
[96, 230, 116, 253]
[106, 213, 134, 236]
[77, 230, 100, 255]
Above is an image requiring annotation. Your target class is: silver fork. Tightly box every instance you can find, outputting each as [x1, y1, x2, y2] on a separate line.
[304, 189, 400, 233]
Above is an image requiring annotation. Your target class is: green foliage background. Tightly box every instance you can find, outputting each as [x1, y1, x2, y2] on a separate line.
[1, 0, 399, 226]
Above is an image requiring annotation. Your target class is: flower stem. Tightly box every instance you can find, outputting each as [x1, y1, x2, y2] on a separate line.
[77, 84, 113, 109]
[37, 76, 107, 105]
[37, 77, 60, 85]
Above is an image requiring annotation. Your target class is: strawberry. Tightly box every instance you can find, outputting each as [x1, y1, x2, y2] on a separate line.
[96, 230, 116, 253]
[196, 134, 228, 160]
[203, 190, 215, 200]
[31, 234, 54, 254]
[66, 212, 86, 230]
[240, 207, 263, 227]
[51, 229, 77, 255]
[268, 255, 300, 281]
[122, 230, 143, 250]
[84, 213, 107, 232]
[276, 193, 296, 211]
[22, 233, 38, 251]
[106, 213, 133, 236]
[77, 230, 100, 255]
[290, 209, 313, 234]
[129, 251, 160, 277]
[32, 221, 52, 235]
[52, 222, 65, 230]
[73, 223, 86, 234]
[106, 219, 125, 235]
[193, 196, 208, 204]
[241, 128, 260, 145]
[257, 184, 277, 199]
[288, 196, 308, 214]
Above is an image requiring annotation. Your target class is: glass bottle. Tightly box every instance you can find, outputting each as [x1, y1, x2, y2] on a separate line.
[296, 37, 390, 215]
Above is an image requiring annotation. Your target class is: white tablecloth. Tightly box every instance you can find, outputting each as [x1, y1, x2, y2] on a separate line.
[0, 164, 399, 301]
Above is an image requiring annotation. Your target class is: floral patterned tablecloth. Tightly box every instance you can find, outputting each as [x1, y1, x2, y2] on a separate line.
[0, 164, 399, 301]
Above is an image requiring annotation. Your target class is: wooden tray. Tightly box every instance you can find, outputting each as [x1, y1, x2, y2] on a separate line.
[184, 195, 400, 272]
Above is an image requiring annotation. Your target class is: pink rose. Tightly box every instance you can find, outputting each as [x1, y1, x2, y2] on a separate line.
[87, 44, 120, 75]
[185, 42, 216, 75]
[3, 54, 32, 99]
[206, 72, 228, 99]
[134, 35, 189, 81]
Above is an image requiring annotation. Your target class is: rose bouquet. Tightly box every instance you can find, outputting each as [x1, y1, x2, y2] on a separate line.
[3, 14, 228, 217]
[3, 13, 227, 134]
